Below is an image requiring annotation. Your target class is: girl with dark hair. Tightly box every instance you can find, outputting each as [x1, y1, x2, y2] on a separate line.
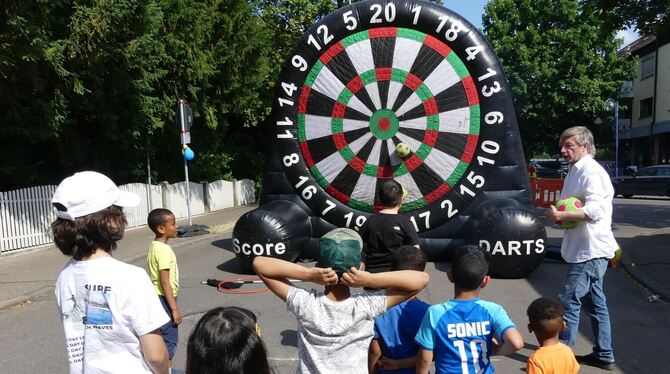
[186, 307, 272, 374]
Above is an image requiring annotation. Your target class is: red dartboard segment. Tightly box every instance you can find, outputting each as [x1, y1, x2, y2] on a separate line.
[422, 130, 438, 148]
[424, 182, 452, 203]
[375, 67, 392, 81]
[331, 102, 347, 118]
[423, 35, 452, 57]
[422, 97, 439, 116]
[404, 73, 423, 91]
[298, 86, 311, 114]
[347, 76, 365, 94]
[369, 27, 397, 39]
[349, 157, 366, 173]
[325, 185, 350, 205]
[462, 75, 480, 106]
[378, 165, 393, 178]
[404, 155, 422, 172]
[299, 141, 316, 168]
[332, 132, 347, 150]
[319, 42, 345, 65]
[462, 134, 479, 163]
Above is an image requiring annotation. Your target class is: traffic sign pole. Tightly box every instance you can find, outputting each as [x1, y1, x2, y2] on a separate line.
[179, 99, 193, 226]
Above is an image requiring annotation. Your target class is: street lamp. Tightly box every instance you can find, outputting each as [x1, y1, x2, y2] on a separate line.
[605, 98, 619, 177]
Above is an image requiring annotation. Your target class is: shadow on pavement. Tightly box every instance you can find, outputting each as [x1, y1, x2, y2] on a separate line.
[216, 258, 255, 275]
[211, 238, 234, 252]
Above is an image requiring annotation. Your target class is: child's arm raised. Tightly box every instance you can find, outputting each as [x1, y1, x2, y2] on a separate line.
[340, 268, 429, 308]
[253, 256, 338, 301]
[491, 327, 524, 356]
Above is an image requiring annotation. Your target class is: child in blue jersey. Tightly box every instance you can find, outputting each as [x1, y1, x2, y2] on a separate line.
[415, 245, 524, 374]
[368, 245, 431, 374]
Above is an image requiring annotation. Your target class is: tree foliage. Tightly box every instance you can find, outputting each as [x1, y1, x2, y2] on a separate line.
[0, 0, 273, 190]
[0, 0, 449, 190]
[483, 0, 637, 158]
[582, 0, 670, 36]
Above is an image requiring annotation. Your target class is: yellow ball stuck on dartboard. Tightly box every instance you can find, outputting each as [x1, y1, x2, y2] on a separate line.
[396, 143, 411, 158]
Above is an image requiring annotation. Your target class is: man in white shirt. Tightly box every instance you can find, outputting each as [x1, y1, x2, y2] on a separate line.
[546, 126, 617, 371]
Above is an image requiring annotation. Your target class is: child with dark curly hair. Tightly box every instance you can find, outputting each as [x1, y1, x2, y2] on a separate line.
[526, 297, 580, 374]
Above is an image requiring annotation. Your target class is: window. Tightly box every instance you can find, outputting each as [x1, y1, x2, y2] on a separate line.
[640, 97, 653, 118]
[636, 167, 657, 176]
[658, 167, 670, 176]
[641, 55, 655, 79]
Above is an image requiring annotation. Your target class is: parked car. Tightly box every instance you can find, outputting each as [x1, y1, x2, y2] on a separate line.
[529, 159, 567, 178]
[597, 162, 638, 177]
[611, 165, 670, 198]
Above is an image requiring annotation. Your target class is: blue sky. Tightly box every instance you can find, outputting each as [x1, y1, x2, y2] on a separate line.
[442, 0, 639, 48]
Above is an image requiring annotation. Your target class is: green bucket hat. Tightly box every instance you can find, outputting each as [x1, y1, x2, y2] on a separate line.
[318, 228, 363, 274]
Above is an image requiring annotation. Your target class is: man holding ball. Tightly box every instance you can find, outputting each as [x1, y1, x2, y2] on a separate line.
[545, 126, 618, 371]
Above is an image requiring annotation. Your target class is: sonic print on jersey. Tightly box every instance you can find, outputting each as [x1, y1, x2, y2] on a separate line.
[415, 298, 515, 373]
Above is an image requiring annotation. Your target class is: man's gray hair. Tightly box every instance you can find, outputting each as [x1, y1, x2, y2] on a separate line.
[559, 126, 596, 157]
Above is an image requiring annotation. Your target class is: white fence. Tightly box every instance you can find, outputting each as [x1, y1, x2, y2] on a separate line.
[0, 179, 255, 254]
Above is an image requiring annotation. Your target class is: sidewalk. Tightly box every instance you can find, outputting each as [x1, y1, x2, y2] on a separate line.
[618, 227, 670, 302]
[0, 205, 256, 310]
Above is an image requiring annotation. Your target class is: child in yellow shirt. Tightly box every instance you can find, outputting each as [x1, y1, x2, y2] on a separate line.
[146, 208, 181, 368]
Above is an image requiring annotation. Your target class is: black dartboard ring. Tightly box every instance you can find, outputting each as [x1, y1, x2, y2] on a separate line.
[273, 0, 510, 232]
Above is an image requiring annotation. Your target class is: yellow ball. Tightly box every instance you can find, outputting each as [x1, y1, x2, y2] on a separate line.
[396, 143, 410, 158]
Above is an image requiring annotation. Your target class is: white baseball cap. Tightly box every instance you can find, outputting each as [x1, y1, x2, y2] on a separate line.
[52, 171, 140, 221]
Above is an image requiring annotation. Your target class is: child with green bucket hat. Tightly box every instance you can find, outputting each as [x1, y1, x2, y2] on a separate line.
[253, 228, 429, 374]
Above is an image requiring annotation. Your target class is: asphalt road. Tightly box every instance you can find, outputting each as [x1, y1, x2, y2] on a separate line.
[1, 197, 669, 373]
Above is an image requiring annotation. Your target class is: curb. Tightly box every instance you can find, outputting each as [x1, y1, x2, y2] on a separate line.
[0, 285, 55, 311]
[0, 229, 236, 311]
[618, 247, 670, 303]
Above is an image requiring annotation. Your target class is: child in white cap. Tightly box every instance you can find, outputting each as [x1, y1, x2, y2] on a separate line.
[51, 171, 170, 374]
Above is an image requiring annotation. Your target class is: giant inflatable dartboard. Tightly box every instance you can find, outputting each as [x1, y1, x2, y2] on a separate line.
[234, 0, 548, 278]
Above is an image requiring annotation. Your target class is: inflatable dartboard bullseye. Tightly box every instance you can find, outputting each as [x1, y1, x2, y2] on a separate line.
[233, 0, 546, 278]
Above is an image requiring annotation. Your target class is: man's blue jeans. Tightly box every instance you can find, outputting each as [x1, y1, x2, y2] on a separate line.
[559, 258, 614, 362]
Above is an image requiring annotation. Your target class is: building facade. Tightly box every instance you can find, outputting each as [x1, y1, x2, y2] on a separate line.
[617, 32, 670, 168]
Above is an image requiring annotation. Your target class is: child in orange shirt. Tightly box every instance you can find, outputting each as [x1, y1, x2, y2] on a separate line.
[527, 297, 580, 374]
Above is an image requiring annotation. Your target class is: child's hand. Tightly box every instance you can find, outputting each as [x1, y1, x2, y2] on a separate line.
[491, 336, 502, 355]
[340, 267, 371, 288]
[310, 267, 338, 285]
[379, 356, 400, 370]
[172, 309, 182, 326]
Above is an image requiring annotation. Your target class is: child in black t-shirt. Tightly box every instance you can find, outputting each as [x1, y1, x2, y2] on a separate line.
[360, 179, 420, 274]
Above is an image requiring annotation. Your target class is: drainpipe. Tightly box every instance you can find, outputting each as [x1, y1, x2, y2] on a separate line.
[649, 38, 659, 164]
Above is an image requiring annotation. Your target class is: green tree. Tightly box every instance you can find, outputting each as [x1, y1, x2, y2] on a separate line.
[0, 0, 164, 188]
[0, 0, 274, 190]
[145, 0, 274, 183]
[582, 0, 670, 36]
[483, 0, 636, 158]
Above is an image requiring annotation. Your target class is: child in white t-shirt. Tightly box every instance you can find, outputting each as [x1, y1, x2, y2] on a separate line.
[52, 171, 169, 374]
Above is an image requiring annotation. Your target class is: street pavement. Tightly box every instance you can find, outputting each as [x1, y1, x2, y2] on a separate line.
[0, 199, 669, 373]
